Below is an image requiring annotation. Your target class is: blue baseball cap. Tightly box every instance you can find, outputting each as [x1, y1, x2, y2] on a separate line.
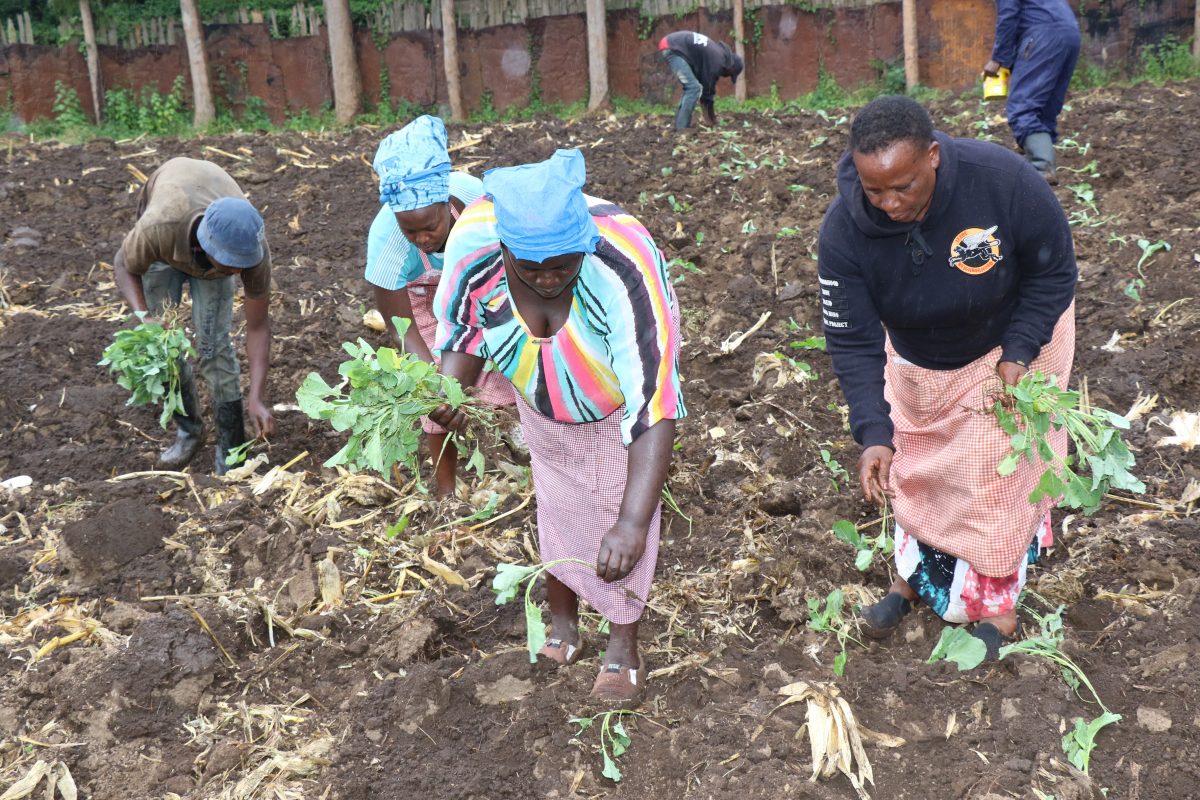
[197, 197, 266, 269]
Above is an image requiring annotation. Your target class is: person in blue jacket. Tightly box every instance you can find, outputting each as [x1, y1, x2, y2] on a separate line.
[818, 96, 1077, 659]
[657, 31, 743, 130]
[983, 0, 1082, 183]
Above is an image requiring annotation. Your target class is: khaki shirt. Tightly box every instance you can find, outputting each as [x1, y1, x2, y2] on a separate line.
[120, 157, 272, 298]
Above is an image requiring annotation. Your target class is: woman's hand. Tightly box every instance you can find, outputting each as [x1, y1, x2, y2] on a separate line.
[858, 445, 894, 506]
[596, 519, 647, 583]
[996, 360, 1028, 387]
[427, 400, 469, 433]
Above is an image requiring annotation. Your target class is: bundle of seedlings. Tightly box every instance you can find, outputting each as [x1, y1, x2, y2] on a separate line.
[993, 371, 1145, 513]
[296, 318, 495, 485]
[99, 309, 196, 429]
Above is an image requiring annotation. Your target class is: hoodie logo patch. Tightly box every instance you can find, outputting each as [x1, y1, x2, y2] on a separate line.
[949, 226, 1003, 275]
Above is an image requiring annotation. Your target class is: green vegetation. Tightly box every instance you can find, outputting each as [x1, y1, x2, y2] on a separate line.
[99, 314, 197, 429]
[570, 710, 640, 782]
[295, 318, 493, 483]
[491, 558, 592, 662]
[832, 515, 893, 571]
[993, 371, 1144, 514]
[806, 589, 862, 676]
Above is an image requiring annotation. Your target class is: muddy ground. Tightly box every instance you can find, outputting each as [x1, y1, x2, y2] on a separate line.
[1, 81, 1199, 800]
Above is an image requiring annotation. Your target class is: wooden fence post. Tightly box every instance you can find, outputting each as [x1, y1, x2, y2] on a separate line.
[732, 0, 746, 101]
[902, 0, 919, 90]
[585, 0, 609, 111]
[441, 0, 465, 120]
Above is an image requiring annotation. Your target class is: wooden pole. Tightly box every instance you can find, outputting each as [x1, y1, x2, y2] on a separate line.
[1193, 0, 1200, 63]
[585, 0, 609, 111]
[79, 0, 103, 124]
[732, 0, 746, 101]
[441, 0, 464, 121]
[902, 0, 919, 91]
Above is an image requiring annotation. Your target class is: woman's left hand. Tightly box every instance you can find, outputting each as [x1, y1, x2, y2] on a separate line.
[996, 360, 1028, 387]
[596, 520, 647, 583]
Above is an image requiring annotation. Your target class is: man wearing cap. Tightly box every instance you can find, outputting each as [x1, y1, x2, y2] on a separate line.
[366, 115, 516, 496]
[112, 156, 274, 474]
[657, 31, 743, 131]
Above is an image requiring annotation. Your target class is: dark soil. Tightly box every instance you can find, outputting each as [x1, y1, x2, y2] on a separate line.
[1, 82, 1199, 800]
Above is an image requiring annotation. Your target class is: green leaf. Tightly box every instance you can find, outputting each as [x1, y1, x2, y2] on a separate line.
[610, 720, 631, 756]
[570, 716, 594, 733]
[1061, 712, 1121, 774]
[927, 626, 987, 671]
[831, 519, 863, 547]
[601, 750, 623, 782]
[833, 650, 847, 676]
[854, 549, 874, 572]
[492, 562, 538, 605]
[996, 452, 1021, 476]
[525, 599, 545, 663]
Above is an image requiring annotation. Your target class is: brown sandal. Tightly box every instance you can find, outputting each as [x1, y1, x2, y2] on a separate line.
[537, 637, 583, 666]
[590, 655, 645, 705]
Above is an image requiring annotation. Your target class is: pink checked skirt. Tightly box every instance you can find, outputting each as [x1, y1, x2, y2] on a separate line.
[408, 271, 514, 434]
[885, 303, 1075, 577]
[514, 395, 660, 625]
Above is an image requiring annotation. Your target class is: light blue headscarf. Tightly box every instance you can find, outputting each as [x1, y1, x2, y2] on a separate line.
[483, 149, 600, 263]
[373, 115, 452, 212]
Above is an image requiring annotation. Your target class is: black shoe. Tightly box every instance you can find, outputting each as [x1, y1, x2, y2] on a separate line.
[214, 400, 247, 476]
[971, 621, 1019, 662]
[157, 364, 203, 469]
[860, 592, 913, 639]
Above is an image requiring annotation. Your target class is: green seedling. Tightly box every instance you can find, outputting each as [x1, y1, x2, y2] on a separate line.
[99, 312, 198, 429]
[1134, 237, 1170, 274]
[661, 483, 693, 535]
[790, 335, 826, 351]
[666, 195, 690, 213]
[1124, 277, 1145, 302]
[787, 184, 812, 193]
[1106, 232, 1130, 246]
[806, 589, 862, 676]
[570, 710, 640, 782]
[1058, 137, 1091, 156]
[493, 557, 591, 662]
[993, 371, 1144, 514]
[660, 166, 673, 177]
[668, 257, 703, 285]
[1059, 159, 1099, 176]
[694, 231, 705, 244]
[820, 449, 850, 492]
[223, 439, 255, 467]
[741, 219, 757, 234]
[296, 317, 493, 484]
[1062, 712, 1121, 774]
[776, 227, 801, 238]
[926, 626, 987, 670]
[831, 511, 894, 571]
[1067, 182, 1098, 214]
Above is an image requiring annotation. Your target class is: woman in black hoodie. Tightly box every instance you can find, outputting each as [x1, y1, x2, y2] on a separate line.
[817, 96, 1076, 659]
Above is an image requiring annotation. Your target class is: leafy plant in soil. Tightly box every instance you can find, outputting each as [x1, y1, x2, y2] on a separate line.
[820, 449, 851, 491]
[492, 558, 591, 663]
[993, 371, 1145, 514]
[295, 318, 493, 483]
[831, 504, 894, 571]
[99, 312, 197, 429]
[1062, 711, 1122, 774]
[806, 589, 863, 676]
[570, 710, 639, 782]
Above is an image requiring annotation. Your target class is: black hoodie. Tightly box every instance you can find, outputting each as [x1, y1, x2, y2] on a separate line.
[817, 132, 1076, 450]
[663, 31, 738, 107]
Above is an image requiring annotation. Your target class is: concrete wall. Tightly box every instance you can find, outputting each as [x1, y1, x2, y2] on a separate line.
[0, 0, 1194, 125]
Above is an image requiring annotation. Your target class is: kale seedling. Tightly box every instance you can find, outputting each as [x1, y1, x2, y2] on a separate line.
[99, 312, 198, 429]
[295, 317, 494, 485]
[820, 449, 851, 492]
[806, 589, 862, 676]
[993, 371, 1144, 514]
[570, 710, 640, 782]
[1062, 711, 1121, 774]
[492, 558, 591, 662]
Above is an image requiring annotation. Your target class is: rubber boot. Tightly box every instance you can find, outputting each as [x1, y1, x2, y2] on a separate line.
[157, 365, 203, 469]
[1021, 132, 1057, 184]
[214, 399, 247, 476]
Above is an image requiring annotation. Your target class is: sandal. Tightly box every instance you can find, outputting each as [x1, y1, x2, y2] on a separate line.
[860, 592, 913, 640]
[590, 655, 645, 705]
[538, 637, 583, 666]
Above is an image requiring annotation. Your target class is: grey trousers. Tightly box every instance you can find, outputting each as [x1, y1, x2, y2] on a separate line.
[142, 261, 242, 406]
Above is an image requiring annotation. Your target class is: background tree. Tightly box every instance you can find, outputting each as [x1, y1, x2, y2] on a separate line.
[324, 0, 362, 124]
[179, 0, 215, 127]
[78, 0, 103, 123]
[441, 0, 464, 121]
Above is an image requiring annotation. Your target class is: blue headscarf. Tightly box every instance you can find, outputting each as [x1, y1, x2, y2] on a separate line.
[373, 115, 452, 212]
[483, 149, 600, 263]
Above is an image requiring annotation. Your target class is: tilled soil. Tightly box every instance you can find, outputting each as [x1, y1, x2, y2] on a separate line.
[1, 82, 1199, 800]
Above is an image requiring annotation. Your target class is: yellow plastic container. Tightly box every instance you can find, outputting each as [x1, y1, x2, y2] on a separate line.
[983, 68, 1010, 101]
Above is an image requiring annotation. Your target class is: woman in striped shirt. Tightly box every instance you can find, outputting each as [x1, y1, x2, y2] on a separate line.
[430, 149, 685, 704]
